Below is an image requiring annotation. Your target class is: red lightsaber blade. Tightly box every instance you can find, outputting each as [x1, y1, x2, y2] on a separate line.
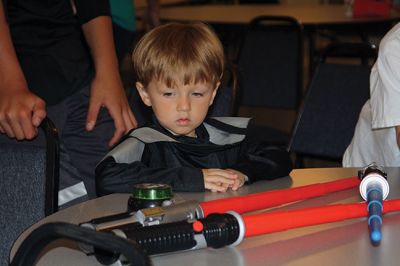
[243, 199, 400, 237]
[200, 176, 360, 216]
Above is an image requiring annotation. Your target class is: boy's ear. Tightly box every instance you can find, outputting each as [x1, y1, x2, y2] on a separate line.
[136, 82, 152, 107]
[209, 81, 220, 106]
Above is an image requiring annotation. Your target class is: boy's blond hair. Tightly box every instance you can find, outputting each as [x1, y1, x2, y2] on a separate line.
[132, 22, 225, 88]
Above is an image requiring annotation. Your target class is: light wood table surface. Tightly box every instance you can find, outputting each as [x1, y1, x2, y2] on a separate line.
[153, 3, 400, 26]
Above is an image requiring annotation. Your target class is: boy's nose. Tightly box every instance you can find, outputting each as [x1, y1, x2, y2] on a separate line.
[177, 96, 190, 111]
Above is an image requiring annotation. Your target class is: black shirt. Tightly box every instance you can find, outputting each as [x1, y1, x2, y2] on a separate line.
[95, 117, 293, 196]
[4, 0, 109, 105]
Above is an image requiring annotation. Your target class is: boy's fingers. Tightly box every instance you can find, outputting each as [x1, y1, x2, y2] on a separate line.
[206, 182, 227, 192]
[231, 182, 241, 191]
[207, 175, 235, 185]
[206, 169, 238, 179]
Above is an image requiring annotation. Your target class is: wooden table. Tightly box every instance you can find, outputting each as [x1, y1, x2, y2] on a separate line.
[10, 167, 400, 266]
[155, 4, 400, 26]
[149, 3, 400, 75]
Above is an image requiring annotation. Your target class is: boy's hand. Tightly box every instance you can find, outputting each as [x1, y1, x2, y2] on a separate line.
[202, 168, 238, 192]
[226, 169, 247, 191]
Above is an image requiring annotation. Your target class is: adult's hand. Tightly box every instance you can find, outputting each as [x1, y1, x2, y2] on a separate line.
[81, 16, 137, 147]
[0, 89, 46, 140]
[86, 74, 137, 147]
[0, 3, 46, 140]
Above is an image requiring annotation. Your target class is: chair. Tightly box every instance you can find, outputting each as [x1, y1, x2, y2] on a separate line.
[0, 117, 59, 265]
[288, 42, 377, 167]
[235, 15, 304, 145]
[309, 15, 390, 76]
[208, 62, 238, 117]
[320, 41, 378, 66]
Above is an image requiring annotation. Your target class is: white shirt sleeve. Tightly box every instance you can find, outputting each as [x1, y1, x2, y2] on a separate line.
[370, 23, 400, 129]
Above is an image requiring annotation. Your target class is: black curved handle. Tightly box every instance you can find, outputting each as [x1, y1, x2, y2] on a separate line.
[10, 222, 151, 266]
[40, 117, 60, 216]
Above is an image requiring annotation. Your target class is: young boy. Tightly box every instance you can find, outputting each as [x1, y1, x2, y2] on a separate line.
[95, 22, 292, 196]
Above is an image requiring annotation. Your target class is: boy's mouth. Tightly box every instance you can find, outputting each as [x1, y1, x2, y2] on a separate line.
[176, 118, 190, 126]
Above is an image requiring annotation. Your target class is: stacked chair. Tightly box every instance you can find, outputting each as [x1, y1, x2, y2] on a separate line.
[289, 42, 378, 167]
[236, 15, 304, 146]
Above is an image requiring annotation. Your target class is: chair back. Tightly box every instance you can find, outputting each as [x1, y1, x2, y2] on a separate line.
[289, 42, 377, 163]
[236, 15, 304, 111]
[208, 63, 238, 117]
[320, 42, 378, 65]
[0, 117, 59, 265]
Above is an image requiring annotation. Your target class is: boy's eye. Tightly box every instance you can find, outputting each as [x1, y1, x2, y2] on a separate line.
[162, 92, 173, 97]
[192, 92, 204, 97]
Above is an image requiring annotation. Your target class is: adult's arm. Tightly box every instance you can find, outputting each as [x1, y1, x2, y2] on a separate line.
[75, 0, 137, 146]
[370, 27, 400, 147]
[0, 2, 46, 140]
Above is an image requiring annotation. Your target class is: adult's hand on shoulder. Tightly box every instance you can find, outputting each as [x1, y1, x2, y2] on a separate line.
[0, 89, 46, 140]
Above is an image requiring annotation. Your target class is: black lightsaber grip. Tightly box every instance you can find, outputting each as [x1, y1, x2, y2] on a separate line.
[120, 221, 197, 255]
[111, 213, 241, 256]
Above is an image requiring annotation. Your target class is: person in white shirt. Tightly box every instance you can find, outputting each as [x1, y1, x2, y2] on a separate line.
[343, 23, 400, 167]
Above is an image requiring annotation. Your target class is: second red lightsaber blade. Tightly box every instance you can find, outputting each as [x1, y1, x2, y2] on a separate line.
[200, 176, 360, 216]
[243, 199, 400, 237]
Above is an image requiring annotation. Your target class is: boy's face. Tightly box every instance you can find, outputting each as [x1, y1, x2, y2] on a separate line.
[136, 78, 219, 137]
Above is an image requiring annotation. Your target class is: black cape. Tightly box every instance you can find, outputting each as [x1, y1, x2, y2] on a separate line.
[95, 117, 292, 196]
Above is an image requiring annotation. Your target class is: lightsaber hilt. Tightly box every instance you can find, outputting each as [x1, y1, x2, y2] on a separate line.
[81, 200, 202, 232]
[111, 212, 244, 255]
[358, 163, 389, 245]
[79, 200, 202, 256]
[92, 212, 244, 264]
